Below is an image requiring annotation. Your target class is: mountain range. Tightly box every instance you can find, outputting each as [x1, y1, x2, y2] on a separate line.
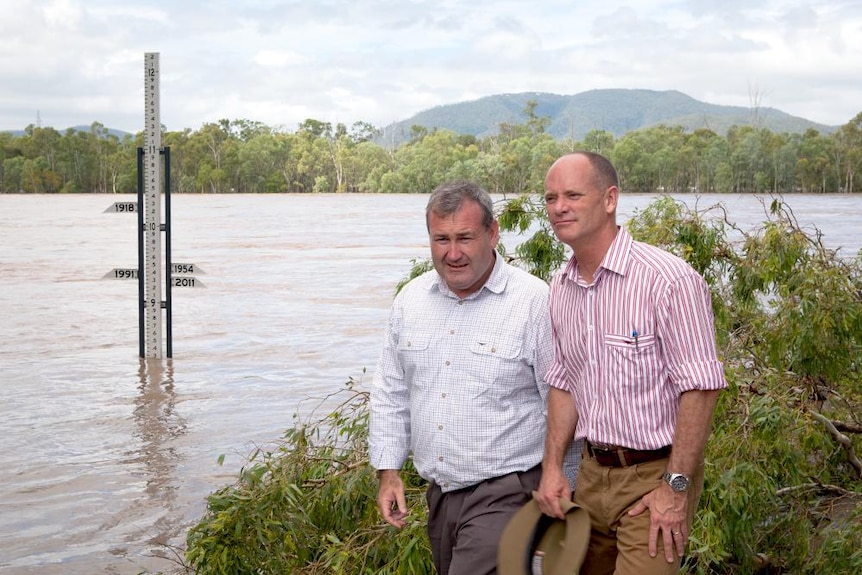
[2, 125, 132, 138]
[3, 89, 839, 143]
[379, 88, 838, 146]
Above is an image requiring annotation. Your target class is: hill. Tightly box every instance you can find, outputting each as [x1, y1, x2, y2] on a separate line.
[379, 89, 837, 146]
[1, 125, 132, 138]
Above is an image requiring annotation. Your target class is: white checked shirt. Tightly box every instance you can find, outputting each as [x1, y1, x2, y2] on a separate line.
[369, 253, 555, 492]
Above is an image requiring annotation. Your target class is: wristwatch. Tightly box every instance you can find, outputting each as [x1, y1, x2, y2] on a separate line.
[663, 472, 691, 493]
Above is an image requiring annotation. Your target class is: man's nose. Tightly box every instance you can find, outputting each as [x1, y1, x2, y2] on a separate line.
[551, 199, 568, 215]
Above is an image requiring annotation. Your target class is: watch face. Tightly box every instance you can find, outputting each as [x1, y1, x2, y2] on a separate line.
[670, 476, 688, 491]
[665, 473, 690, 492]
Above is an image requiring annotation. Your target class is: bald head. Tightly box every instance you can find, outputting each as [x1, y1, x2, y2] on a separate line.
[545, 152, 619, 195]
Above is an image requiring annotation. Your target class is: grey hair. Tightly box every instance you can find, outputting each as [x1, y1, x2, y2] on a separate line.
[425, 181, 495, 231]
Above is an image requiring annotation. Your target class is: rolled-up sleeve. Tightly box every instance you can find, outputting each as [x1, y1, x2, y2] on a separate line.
[660, 273, 727, 393]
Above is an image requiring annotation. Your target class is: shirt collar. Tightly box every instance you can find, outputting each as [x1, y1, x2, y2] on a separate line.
[431, 251, 506, 298]
[601, 227, 632, 276]
[562, 227, 632, 282]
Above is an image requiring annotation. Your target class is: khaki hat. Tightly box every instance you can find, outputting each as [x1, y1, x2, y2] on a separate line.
[497, 491, 591, 575]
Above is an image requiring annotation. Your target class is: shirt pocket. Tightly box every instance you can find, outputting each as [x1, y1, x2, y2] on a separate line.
[469, 337, 522, 360]
[466, 336, 524, 396]
[603, 332, 659, 388]
[604, 332, 657, 352]
[397, 332, 433, 381]
[398, 333, 431, 353]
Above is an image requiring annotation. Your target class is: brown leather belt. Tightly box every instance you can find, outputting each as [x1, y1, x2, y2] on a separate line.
[585, 441, 671, 468]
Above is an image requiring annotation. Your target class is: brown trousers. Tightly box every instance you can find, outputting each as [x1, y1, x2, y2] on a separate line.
[575, 455, 705, 575]
[426, 465, 542, 575]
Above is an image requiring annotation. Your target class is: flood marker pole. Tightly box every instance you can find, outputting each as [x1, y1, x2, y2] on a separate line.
[139, 51, 172, 359]
[103, 53, 204, 356]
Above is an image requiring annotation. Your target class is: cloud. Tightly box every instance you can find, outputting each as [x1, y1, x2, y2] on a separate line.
[0, 0, 859, 133]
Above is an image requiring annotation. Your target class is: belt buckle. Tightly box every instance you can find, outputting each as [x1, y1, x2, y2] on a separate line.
[589, 443, 631, 467]
[589, 442, 614, 458]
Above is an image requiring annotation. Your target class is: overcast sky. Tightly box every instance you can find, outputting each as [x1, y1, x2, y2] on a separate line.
[2, 0, 861, 134]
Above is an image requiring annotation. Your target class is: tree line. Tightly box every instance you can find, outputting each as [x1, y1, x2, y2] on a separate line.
[2, 102, 861, 195]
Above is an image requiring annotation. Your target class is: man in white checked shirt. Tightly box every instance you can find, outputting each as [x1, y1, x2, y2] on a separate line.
[535, 152, 727, 575]
[369, 181, 580, 575]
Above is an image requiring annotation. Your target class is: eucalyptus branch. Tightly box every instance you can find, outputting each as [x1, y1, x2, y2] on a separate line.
[775, 482, 857, 497]
[302, 459, 369, 486]
[836, 422, 862, 434]
[809, 409, 862, 477]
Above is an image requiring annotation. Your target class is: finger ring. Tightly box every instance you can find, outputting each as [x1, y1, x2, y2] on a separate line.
[673, 531, 681, 535]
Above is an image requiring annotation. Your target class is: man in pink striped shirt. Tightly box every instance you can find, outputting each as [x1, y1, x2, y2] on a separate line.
[535, 152, 727, 575]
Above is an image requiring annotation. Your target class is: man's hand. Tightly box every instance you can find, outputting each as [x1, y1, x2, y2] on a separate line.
[628, 482, 689, 562]
[537, 387, 578, 519]
[534, 468, 572, 520]
[376, 469, 409, 528]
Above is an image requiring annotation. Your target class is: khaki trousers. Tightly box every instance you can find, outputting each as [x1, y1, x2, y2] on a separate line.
[574, 455, 705, 575]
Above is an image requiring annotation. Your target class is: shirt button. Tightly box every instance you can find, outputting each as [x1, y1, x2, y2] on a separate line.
[438, 425, 443, 430]
[438, 456, 444, 462]
[450, 329, 455, 335]
[458, 300, 464, 305]
[441, 393, 447, 398]
[445, 360, 451, 366]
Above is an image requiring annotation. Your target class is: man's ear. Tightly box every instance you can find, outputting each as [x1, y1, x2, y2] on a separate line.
[605, 185, 619, 214]
[490, 219, 500, 245]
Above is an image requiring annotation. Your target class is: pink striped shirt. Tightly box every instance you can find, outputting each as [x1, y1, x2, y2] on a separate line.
[546, 228, 727, 450]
